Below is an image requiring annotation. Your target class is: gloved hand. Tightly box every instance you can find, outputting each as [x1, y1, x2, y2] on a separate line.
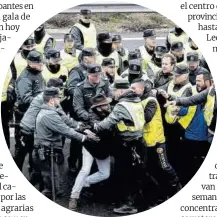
[7, 80, 16, 103]
[59, 75, 67, 83]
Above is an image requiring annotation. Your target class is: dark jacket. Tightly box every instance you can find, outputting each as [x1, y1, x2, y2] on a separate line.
[66, 63, 87, 97]
[154, 70, 173, 88]
[73, 77, 113, 122]
[15, 67, 45, 112]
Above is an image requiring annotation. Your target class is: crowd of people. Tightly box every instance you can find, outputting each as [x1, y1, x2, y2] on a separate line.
[1, 8, 216, 215]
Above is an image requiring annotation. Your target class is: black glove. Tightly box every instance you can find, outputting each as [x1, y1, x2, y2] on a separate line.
[7, 79, 16, 103]
[59, 75, 67, 83]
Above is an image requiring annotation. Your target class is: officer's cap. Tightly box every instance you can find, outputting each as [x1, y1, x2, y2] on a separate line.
[80, 9, 91, 16]
[102, 58, 115, 67]
[113, 79, 130, 89]
[27, 50, 43, 63]
[174, 64, 189, 75]
[128, 50, 141, 60]
[155, 45, 167, 54]
[64, 33, 75, 42]
[143, 29, 156, 38]
[97, 33, 112, 43]
[112, 34, 122, 43]
[87, 63, 102, 74]
[82, 48, 96, 57]
[23, 37, 35, 46]
[128, 59, 141, 75]
[171, 41, 184, 51]
[47, 78, 63, 88]
[44, 87, 60, 98]
[90, 93, 112, 109]
[187, 52, 199, 62]
[45, 48, 62, 61]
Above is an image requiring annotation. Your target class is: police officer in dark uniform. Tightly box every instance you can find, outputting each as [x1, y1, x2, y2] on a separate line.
[96, 32, 124, 78]
[14, 50, 46, 171]
[34, 87, 99, 199]
[73, 63, 113, 122]
[66, 48, 96, 101]
[33, 24, 55, 54]
[187, 52, 207, 85]
[102, 58, 116, 85]
[68, 63, 112, 172]
[170, 42, 186, 66]
[14, 37, 36, 79]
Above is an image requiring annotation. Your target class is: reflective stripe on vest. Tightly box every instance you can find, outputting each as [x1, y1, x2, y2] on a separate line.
[117, 101, 145, 132]
[14, 52, 27, 78]
[204, 87, 215, 126]
[96, 51, 121, 80]
[165, 82, 197, 129]
[35, 34, 55, 54]
[147, 61, 161, 76]
[42, 65, 68, 83]
[60, 49, 80, 71]
[141, 97, 165, 147]
[2, 70, 12, 101]
[168, 32, 189, 47]
[139, 45, 152, 71]
[74, 23, 97, 48]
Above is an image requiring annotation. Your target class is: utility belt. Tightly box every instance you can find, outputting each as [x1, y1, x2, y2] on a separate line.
[34, 145, 64, 165]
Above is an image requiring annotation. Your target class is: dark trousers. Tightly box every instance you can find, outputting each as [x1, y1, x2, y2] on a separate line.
[68, 139, 82, 171]
[1, 101, 10, 148]
[179, 138, 210, 186]
[14, 110, 34, 172]
[32, 147, 64, 199]
[145, 143, 181, 199]
[113, 138, 146, 206]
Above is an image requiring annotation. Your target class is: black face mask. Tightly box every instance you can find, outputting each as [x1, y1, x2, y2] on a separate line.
[175, 27, 183, 35]
[98, 42, 113, 57]
[176, 55, 184, 63]
[22, 49, 33, 59]
[28, 66, 42, 74]
[128, 73, 141, 84]
[48, 64, 61, 73]
[34, 26, 45, 43]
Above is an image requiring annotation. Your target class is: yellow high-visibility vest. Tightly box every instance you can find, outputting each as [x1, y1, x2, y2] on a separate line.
[165, 81, 197, 129]
[74, 23, 97, 49]
[141, 97, 165, 147]
[60, 49, 81, 71]
[42, 65, 68, 83]
[168, 31, 189, 47]
[35, 34, 56, 54]
[2, 69, 12, 102]
[96, 51, 121, 80]
[117, 101, 145, 132]
[14, 52, 27, 78]
[147, 61, 161, 76]
[204, 86, 215, 127]
[138, 45, 152, 71]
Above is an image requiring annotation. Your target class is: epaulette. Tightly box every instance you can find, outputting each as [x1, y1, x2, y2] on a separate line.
[77, 81, 85, 87]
